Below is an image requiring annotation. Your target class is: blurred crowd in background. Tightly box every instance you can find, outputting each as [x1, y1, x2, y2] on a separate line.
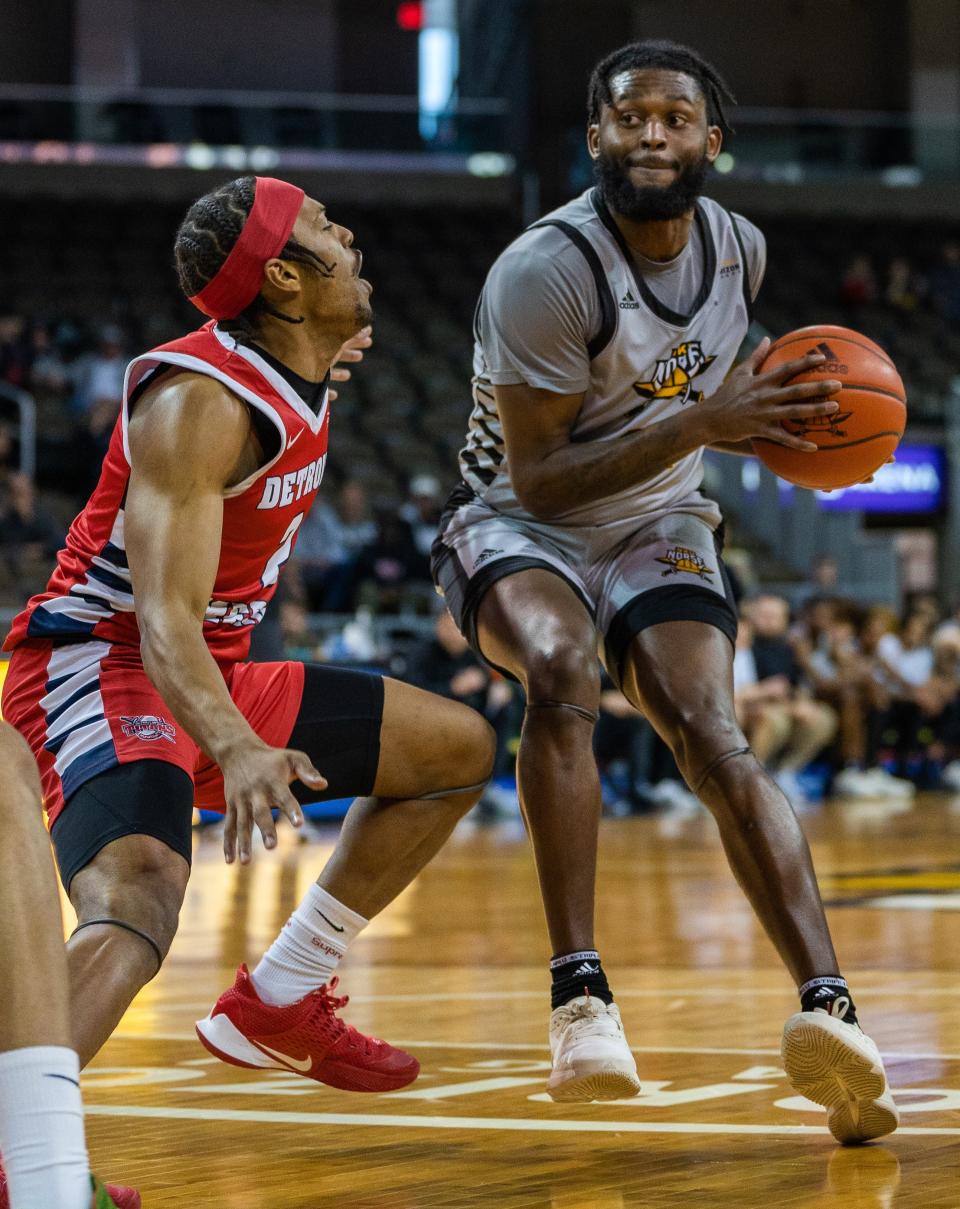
[4, 227, 960, 821]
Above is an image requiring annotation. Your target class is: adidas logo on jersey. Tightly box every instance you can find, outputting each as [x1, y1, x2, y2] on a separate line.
[619, 289, 640, 310]
[474, 547, 504, 568]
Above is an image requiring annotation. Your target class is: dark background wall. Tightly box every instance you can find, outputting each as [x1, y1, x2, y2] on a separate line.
[0, 2, 73, 84]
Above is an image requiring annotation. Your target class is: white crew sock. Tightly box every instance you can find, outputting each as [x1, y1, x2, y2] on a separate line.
[0, 1046, 90, 1209]
[251, 884, 368, 1006]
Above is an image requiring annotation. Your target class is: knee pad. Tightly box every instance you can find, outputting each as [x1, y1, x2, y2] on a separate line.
[692, 746, 754, 794]
[71, 918, 164, 978]
[526, 700, 600, 726]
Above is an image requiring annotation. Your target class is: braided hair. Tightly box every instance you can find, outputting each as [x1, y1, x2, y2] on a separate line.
[174, 176, 329, 325]
[587, 40, 736, 133]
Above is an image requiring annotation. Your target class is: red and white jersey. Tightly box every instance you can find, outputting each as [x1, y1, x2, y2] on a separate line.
[4, 322, 330, 664]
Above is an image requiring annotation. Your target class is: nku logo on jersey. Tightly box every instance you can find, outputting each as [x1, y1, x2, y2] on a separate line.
[633, 341, 717, 406]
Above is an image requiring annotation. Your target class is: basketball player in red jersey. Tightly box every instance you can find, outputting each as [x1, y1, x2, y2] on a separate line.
[1, 178, 495, 1124]
[0, 723, 136, 1209]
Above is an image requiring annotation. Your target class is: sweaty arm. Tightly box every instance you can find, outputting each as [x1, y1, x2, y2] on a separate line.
[127, 373, 325, 864]
[125, 373, 265, 763]
[496, 381, 710, 519]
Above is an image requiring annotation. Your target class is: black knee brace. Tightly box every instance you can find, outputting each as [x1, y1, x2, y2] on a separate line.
[71, 918, 164, 978]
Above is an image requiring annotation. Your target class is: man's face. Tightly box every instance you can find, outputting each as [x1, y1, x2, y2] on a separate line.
[588, 68, 721, 223]
[281, 196, 373, 335]
[751, 596, 790, 639]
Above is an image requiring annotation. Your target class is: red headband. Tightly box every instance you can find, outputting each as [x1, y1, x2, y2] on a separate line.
[189, 177, 306, 320]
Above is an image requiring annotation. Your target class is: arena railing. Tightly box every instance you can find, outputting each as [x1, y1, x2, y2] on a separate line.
[0, 383, 37, 482]
[1, 89, 958, 181]
[0, 85, 512, 171]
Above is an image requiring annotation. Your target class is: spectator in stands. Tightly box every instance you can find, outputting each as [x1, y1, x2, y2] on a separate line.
[0, 471, 62, 586]
[71, 324, 128, 489]
[0, 425, 15, 491]
[839, 254, 877, 310]
[402, 607, 520, 818]
[875, 610, 936, 698]
[929, 240, 960, 323]
[734, 597, 837, 807]
[356, 508, 424, 613]
[591, 674, 693, 815]
[404, 606, 490, 713]
[71, 323, 126, 425]
[797, 556, 840, 609]
[27, 323, 70, 397]
[875, 612, 958, 786]
[884, 257, 922, 314]
[400, 473, 443, 580]
[0, 315, 29, 389]
[796, 603, 913, 800]
[290, 478, 377, 613]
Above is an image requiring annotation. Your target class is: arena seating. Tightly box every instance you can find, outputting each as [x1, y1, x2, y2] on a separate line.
[1, 195, 957, 521]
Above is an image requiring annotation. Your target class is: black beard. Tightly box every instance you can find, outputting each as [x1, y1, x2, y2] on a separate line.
[593, 151, 709, 222]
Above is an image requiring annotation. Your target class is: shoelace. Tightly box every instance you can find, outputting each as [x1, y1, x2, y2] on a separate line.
[309, 977, 385, 1056]
[554, 1000, 621, 1039]
[814, 996, 851, 1020]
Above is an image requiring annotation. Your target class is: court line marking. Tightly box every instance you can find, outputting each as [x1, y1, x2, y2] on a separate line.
[150, 987, 960, 1009]
[83, 1104, 960, 1136]
[109, 1035, 960, 1062]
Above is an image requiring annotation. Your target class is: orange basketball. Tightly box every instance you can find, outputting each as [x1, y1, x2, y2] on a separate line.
[751, 325, 906, 490]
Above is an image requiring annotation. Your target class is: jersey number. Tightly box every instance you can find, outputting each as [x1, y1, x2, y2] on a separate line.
[261, 512, 305, 588]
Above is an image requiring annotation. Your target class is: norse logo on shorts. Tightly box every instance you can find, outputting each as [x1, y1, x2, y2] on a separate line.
[656, 546, 714, 580]
[633, 341, 717, 406]
[120, 715, 177, 743]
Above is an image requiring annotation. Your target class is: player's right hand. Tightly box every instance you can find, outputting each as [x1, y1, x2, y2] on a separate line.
[701, 339, 842, 451]
[221, 743, 327, 865]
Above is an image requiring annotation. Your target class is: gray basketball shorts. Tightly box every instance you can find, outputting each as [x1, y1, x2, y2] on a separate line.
[430, 482, 738, 689]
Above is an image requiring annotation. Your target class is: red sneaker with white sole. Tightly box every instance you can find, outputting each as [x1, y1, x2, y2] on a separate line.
[196, 964, 420, 1093]
[0, 1166, 141, 1209]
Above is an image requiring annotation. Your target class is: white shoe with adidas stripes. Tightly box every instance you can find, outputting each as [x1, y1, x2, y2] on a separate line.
[781, 1000, 899, 1144]
[547, 995, 642, 1102]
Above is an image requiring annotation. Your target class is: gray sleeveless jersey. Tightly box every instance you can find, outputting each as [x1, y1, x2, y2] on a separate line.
[460, 188, 764, 542]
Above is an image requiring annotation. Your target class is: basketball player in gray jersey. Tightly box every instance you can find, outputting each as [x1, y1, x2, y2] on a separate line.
[432, 40, 897, 1144]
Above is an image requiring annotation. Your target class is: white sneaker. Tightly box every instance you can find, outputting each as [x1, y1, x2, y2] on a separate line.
[782, 1003, 899, 1144]
[548, 995, 641, 1103]
[649, 778, 702, 817]
[833, 767, 910, 800]
[862, 767, 915, 799]
[942, 760, 960, 792]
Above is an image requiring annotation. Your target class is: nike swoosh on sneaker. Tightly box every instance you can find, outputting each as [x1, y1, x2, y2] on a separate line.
[251, 1041, 314, 1073]
[315, 909, 345, 932]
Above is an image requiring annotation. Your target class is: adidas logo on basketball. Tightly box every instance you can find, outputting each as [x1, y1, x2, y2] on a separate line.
[619, 289, 640, 310]
[808, 340, 848, 374]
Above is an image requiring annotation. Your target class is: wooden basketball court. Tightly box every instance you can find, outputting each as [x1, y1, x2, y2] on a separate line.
[74, 795, 960, 1208]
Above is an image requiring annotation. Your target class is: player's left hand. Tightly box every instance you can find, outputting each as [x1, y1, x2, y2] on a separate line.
[329, 325, 372, 400]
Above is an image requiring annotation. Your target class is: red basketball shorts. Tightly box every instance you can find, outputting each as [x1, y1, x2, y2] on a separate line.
[1, 638, 305, 826]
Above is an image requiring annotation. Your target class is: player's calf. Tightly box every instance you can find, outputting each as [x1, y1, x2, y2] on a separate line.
[67, 836, 188, 1065]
